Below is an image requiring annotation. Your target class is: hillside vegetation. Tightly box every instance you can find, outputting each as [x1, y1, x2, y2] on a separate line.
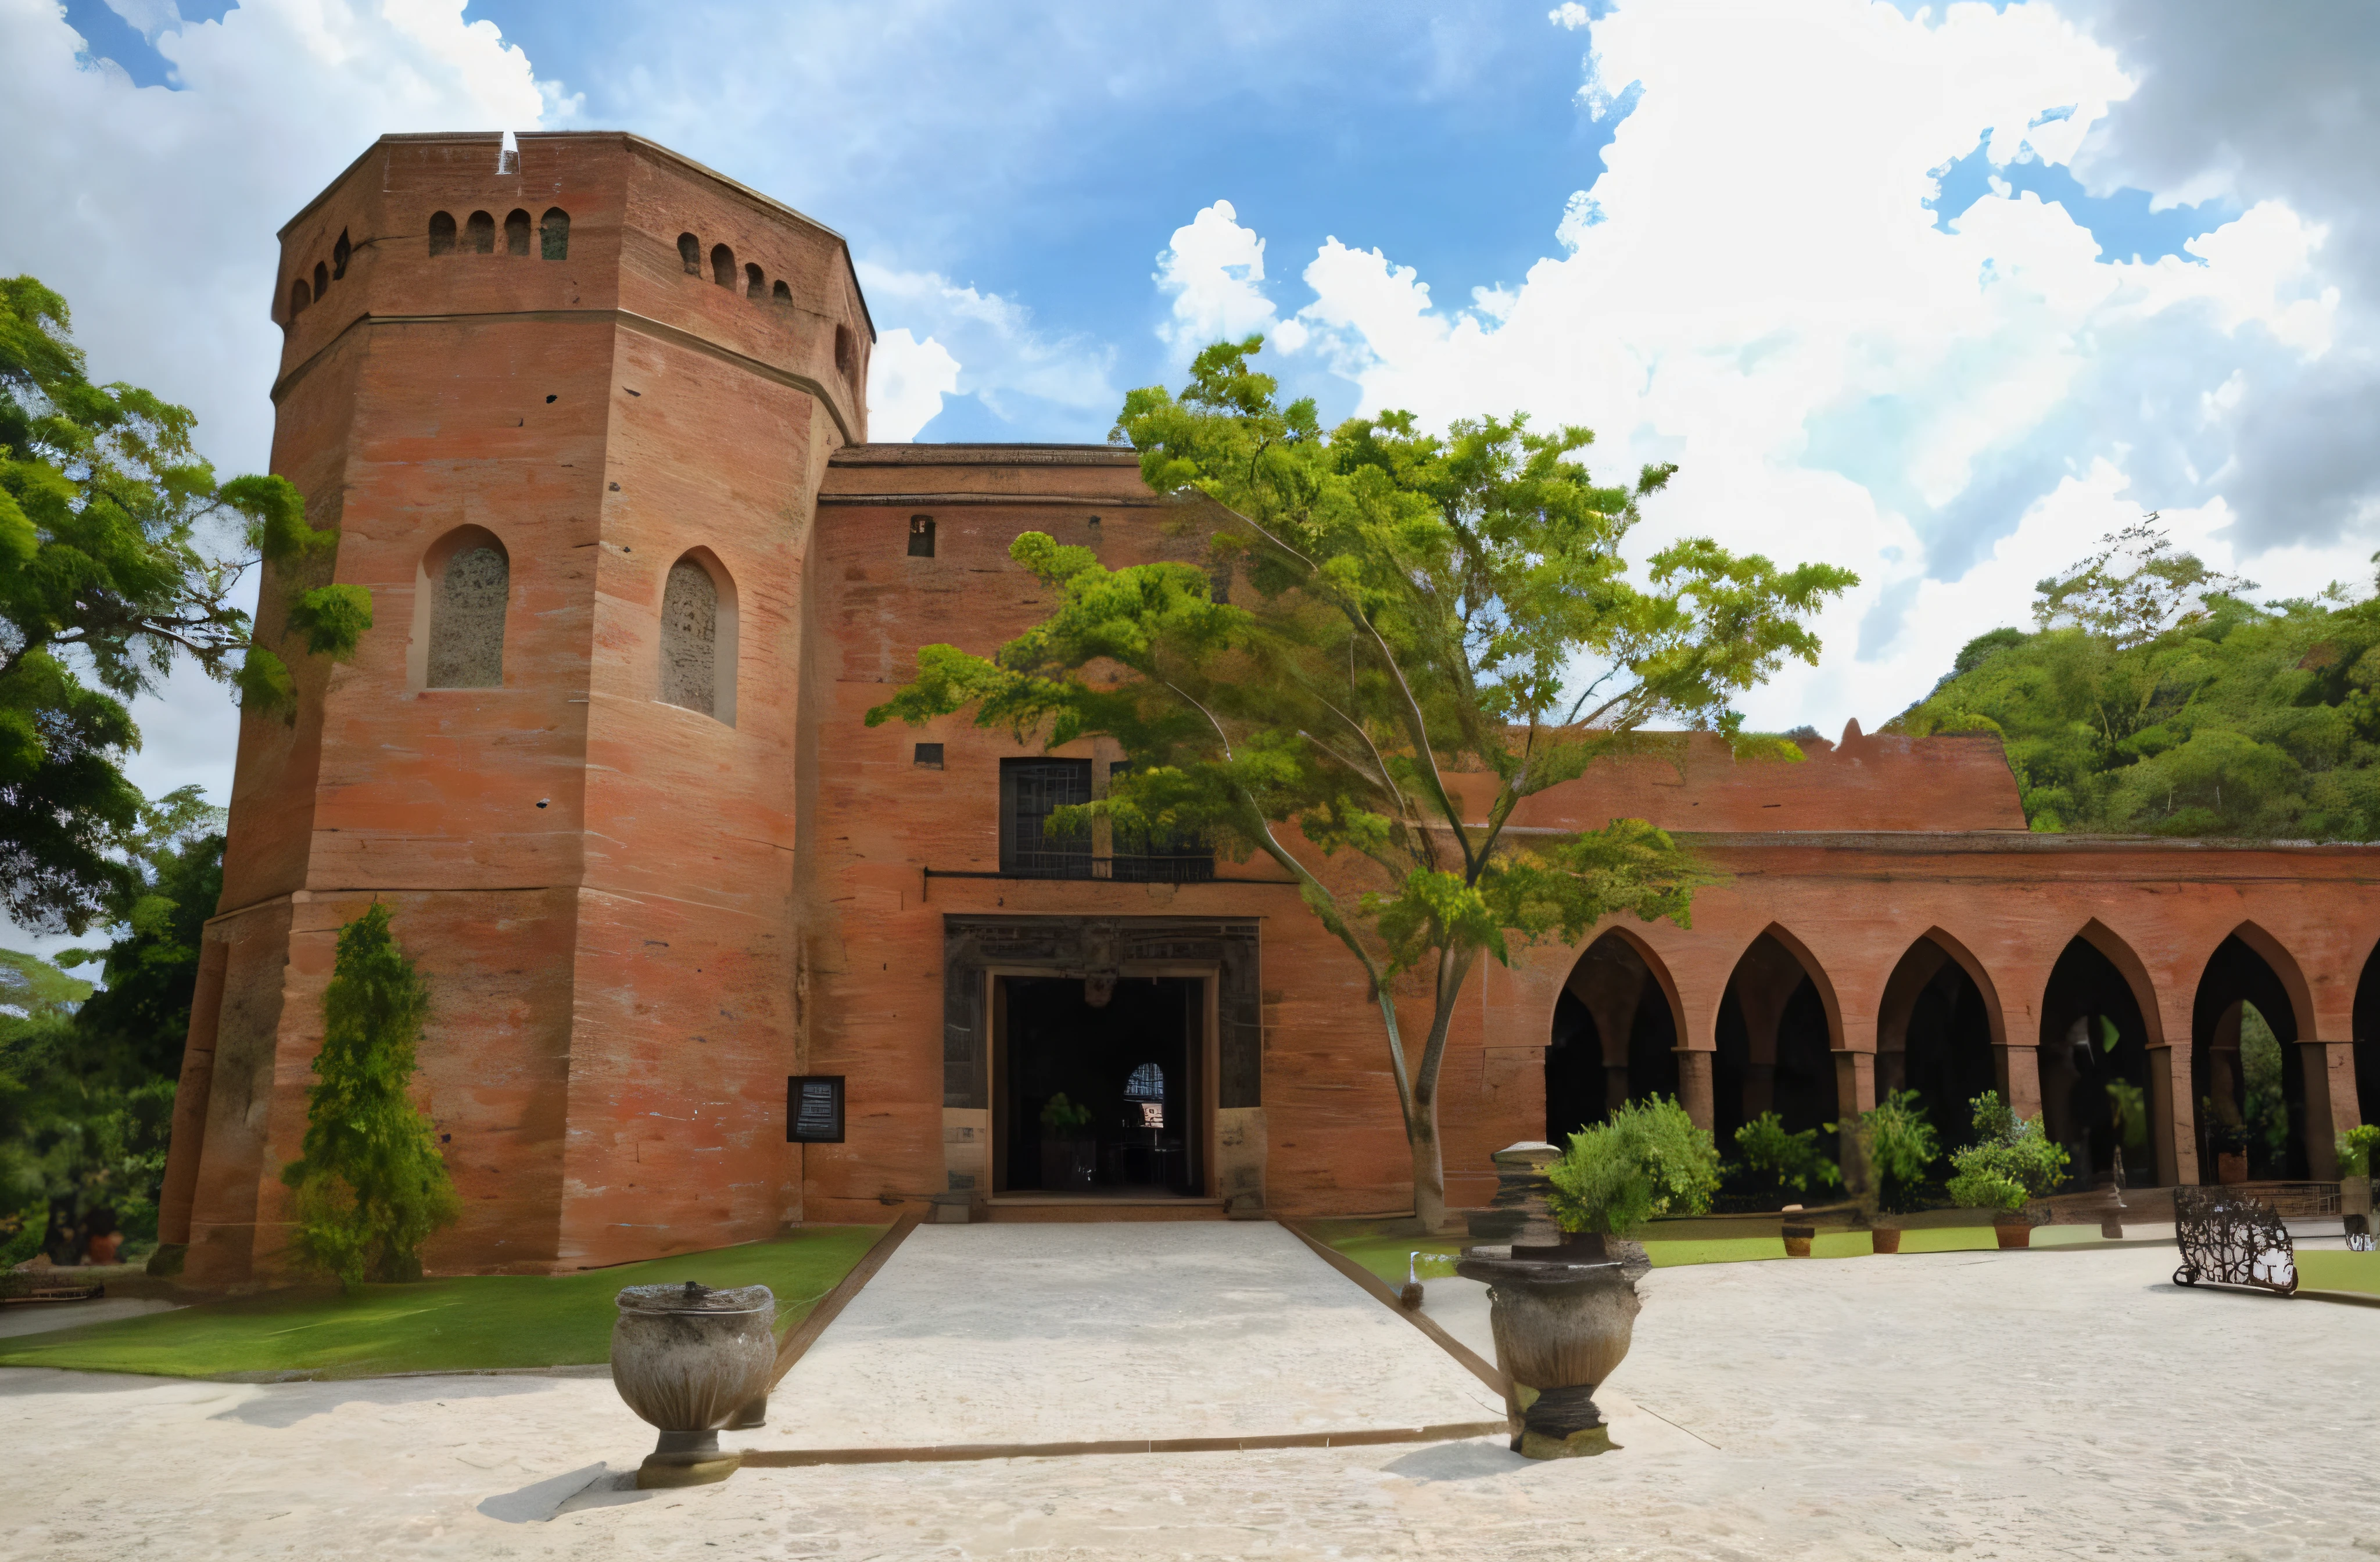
[1887, 521, 2380, 839]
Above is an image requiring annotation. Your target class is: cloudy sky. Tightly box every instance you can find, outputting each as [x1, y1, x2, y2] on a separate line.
[5, 0, 2378, 955]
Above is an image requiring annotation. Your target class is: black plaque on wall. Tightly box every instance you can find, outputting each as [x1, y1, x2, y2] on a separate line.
[786, 1076, 845, 1143]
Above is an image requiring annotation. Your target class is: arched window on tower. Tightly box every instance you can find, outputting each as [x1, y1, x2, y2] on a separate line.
[504, 209, 532, 256]
[313, 261, 329, 298]
[429, 211, 456, 256]
[744, 262, 765, 301]
[711, 244, 736, 289]
[771, 279, 791, 306]
[834, 324, 856, 382]
[415, 530, 511, 689]
[678, 232, 701, 274]
[540, 208, 569, 261]
[658, 553, 737, 725]
[332, 230, 352, 279]
[465, 210, 495, 254]
[289, 278, 311, 317]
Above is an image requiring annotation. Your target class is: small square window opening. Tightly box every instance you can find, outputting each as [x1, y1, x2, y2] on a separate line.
[914, 743, 945, 769]
[908, 515, 936, 558]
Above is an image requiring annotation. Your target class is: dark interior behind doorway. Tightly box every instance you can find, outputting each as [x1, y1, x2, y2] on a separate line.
[1001, 975, 1200, 1195]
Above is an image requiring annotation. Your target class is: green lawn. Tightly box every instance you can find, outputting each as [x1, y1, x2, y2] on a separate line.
[0, 1224, 887, 1381]
[2296, 1249, 2380, 1297]
[1310, 1218, 2119, 1286]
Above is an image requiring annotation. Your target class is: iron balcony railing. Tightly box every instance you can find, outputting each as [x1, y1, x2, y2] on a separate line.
[1002, 850, 1217, 884]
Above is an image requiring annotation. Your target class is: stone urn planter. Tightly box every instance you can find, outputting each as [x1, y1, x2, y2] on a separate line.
[1457, 1237, 1640, 1460]
[612, 1281, 776, 1488]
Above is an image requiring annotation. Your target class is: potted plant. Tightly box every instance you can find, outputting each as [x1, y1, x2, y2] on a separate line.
[1459, 1097, 1719, 1459]
[611, 1281, 777, 1487]
[1945, 1091, 2068, 1249]
[2204, 1112, 2251, 1185]
[1855, 1090, 1940, 1254]
[1732, 1112, 1838, 1256]
[2339, 1125, 2379, 1220]
[1038, 1092, 1095, 1191]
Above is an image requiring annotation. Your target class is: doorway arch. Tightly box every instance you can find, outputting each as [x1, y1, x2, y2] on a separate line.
[1547, 930, 1683, 1143]
[1713, 927, 1841, 1145]
[2038, 935, 2157, 1188]
[2192, 926, 2312, 1183]
[1877, 930, 2001, 1159]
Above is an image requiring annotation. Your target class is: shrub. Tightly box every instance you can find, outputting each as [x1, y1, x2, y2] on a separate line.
[278, 905, 459, 1287]
[1039, 1092, 1092, 1134]
[1731, 1111, 1840, 1203]
[2338, 1124, 2380, 1178]
[1547, 1096, 1722, 1235]
[1858, 1090, 1940, 1215]
[1944, 1090, 2068, 1218]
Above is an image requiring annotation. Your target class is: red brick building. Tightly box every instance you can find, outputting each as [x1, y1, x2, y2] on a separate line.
[156, 132, 2380, 1284]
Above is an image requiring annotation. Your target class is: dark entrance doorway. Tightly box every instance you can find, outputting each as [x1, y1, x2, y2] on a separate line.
[2191, 935, 2309, 1183]
[2038, 937, 2156, 1187]
[998, 975, 1203, 1196]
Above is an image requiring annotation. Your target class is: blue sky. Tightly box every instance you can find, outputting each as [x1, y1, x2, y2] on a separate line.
[4, 0, 2379, 955]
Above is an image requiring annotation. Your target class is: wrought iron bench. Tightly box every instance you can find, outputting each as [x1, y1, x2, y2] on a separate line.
[2172, 1185, 2296, 1295]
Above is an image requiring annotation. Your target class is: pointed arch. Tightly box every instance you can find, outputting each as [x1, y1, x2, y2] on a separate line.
[1546, 924, 1688, 1139]
[2221, 920, 2316, 1042]
[1569, 922, 1686, 1041]
[1745, 923, 1844, 1047]
[2070, 919, 2166, 1049]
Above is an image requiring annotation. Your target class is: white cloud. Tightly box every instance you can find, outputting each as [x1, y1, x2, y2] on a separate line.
[865, 327, 962, 442]
[855, 263, 1117, 431]
[1154, 200, 1288, 356]
[0, 0, 557, 958]
[1164, 0, 2357, 738]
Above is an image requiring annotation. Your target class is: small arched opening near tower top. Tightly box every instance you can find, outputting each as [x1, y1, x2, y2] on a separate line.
[504, 209, 532, 256]
[771, 280, 791, 306]
[744, 262, 766, 301]
[677, 232, 700, 274]
[711, 244, 736, 288]
[429, 212, 456, 256]
[465, 210, 495, 254]
[659, 550, 737, 726]
[834, 324, 856, 381]
[410, 526, 511, 691]
[540, 209, 569, 261]
[312, 261, 328, 299]
[331, 230, 352, 279]
[289, 278, 310, 317]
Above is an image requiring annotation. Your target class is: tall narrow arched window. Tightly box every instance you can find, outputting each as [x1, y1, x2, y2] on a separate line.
[332, 230, 352, 278]
[771, 279, 791, 306]
[711, 244, 736, 288]
[834, 324, 856, 381]
[421, 534, 510, 689]
[540, 208, 569, 261]
[744, 262, 765, 300]
[504, 208, 532, 256]
[289, 278, 311, 317]
[429, 211, 456, 256]
[678, 232, 701, 274]
[658, 553, 736, 725]
[313, 261, 329, 298]
[465, 210, 495, 254]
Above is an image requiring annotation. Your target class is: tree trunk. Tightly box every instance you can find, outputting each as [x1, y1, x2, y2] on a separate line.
[1409, 1090, 1447, 1233]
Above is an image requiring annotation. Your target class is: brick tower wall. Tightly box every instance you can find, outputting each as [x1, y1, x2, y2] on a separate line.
[162, 132, 869, 1283]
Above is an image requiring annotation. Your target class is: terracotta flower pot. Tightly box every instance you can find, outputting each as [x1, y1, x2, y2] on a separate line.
[1869, 1227, 1901, 1255]
[1782, 1224, 1816, 1258]
[2216, 1151, 2248, 1185]
[612, 1281, 776, 1488]
[1992, 1222, 2031, 1249]
[1456, 1248, 1640, 1459]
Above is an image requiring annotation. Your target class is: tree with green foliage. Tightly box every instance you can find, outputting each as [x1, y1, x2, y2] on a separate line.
[0, 788, 220, 1264]
[868, 337, 1853, 1225]
[1546, 1095, 1723, 1235]
[280, 904, 459, 1287]
[1, 275, 370, 934]
[1852, 1088, 1941, 1215]
[1893, 521, 2380, 838]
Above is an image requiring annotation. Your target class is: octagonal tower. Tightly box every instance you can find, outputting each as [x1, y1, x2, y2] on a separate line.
[158, 132, 870, 1283]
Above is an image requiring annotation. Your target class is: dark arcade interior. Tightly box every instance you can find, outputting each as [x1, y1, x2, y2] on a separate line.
[999, 975, 1202, 1196]
[2191, 935, 2308, 1183]
[2036, 937, 2156, 1187]
[1895, 950, 2001, 1156]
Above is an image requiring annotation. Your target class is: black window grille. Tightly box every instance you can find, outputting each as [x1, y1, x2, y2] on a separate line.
[1000, 759, 1092, 877]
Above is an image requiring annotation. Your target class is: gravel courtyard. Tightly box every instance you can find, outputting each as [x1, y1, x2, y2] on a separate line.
[2, 1235, 2374, 1560]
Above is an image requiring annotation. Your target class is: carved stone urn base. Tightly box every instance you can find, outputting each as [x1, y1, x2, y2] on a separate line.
[638, 1429, 744, 1488]
[1456, 1247, 1641, 1461]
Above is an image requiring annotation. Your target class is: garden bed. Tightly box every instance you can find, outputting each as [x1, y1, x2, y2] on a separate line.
[0, 1224, 886, 1381]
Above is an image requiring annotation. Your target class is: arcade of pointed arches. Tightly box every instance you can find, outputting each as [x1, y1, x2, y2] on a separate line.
[1549, 916, 2380, 1190]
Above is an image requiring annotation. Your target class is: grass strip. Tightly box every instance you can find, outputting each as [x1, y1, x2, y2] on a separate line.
[0, 1224, 886, 1381]
[2295, 1250, 2380, 1297]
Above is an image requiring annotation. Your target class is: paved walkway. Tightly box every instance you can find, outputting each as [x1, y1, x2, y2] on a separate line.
[764, 1221, 1501, 1446]
[2, 1238, 2376, 1558]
